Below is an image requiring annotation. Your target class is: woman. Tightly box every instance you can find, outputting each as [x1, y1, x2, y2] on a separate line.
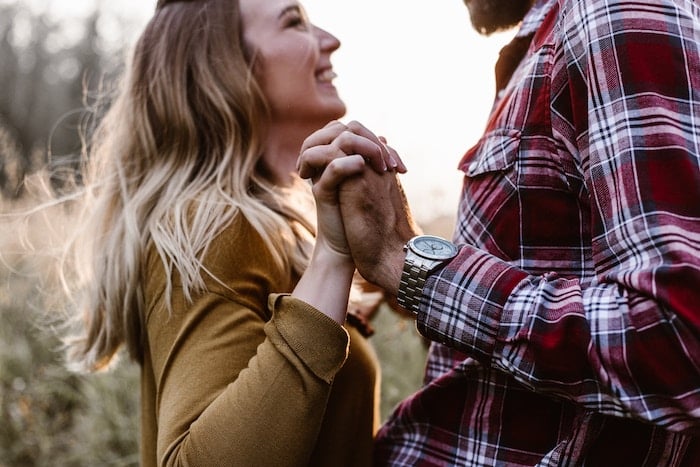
[62, 0, 402, 465]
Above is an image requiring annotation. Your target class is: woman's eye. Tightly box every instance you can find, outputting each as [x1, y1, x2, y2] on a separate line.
[286, 15, 308, 30]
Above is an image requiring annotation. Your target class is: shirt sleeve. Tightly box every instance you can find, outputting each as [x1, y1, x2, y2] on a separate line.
[418, 0, 700, 435]
[145, 218, 350, 466]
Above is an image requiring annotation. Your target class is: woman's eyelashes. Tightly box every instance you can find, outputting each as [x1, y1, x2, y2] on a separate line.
[283, 8, 309, 30]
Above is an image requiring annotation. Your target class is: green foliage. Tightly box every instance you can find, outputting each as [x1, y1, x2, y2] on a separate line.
[0, 243, 140, 466]
[371, 306, 428, 420]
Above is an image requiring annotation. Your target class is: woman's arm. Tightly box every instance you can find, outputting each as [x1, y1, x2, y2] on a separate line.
[145, 218, 351, 466]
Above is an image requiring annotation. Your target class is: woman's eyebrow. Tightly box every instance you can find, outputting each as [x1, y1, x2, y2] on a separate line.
[278, 4, 302, 19]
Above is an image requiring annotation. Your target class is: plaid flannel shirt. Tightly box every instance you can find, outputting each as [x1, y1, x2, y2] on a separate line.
[375, 0, 700, 465]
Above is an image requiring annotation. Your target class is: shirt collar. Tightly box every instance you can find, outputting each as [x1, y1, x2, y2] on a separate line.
[516, 0, 557, 39]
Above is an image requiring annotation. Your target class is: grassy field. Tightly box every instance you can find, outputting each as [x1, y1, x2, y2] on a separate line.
[0, 199, 142, 466]
[0, 200, 429, 466]
[0, 244, 141, 465]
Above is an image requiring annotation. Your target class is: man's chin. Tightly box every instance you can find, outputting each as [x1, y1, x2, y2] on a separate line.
[464, 0, 533, 35]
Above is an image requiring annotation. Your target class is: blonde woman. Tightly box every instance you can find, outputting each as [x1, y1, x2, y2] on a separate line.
[62, 0, 403, 465]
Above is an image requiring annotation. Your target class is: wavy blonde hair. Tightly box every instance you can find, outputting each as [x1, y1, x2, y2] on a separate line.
[65, 0, 315, 372]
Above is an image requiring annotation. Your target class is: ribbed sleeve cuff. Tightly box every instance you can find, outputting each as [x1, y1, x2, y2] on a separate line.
[267, 293, 349, 384]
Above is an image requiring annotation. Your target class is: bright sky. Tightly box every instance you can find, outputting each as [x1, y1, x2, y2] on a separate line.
[301, 1, 514, 223]
[27, 0, 515, 224]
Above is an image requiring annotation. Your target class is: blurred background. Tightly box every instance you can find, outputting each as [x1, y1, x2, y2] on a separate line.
[0, 0, 513, 465]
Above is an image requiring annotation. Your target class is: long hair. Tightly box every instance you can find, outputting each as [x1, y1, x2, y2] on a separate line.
[65, 0, 315, 372]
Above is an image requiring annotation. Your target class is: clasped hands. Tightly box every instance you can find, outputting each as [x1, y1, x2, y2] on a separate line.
[297, 120, 420, 295]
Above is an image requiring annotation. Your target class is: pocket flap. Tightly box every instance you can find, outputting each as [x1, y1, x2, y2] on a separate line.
[460, 129, 520, 176]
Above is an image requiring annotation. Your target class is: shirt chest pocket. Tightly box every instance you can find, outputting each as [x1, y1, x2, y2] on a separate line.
[464, 130, 519, 177]
[459, 130, 581, 262]
[463, 130, 574, 191]
[458, 130, 521, 258]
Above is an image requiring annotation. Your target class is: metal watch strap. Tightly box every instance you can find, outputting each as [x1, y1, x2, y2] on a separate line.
[396, 259, 429, 314]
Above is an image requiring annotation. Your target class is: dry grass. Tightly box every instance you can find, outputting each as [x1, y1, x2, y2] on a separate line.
[0, 196, 140, 466]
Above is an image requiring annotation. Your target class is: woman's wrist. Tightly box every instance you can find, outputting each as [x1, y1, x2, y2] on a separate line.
[292, 239, 355, 325]
[310, 237, 354, 272]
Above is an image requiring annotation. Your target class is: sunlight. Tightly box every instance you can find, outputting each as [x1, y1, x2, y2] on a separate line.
[24, 0, 515, 224]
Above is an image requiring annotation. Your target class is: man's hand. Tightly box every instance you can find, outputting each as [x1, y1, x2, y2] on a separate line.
[339, 168, 420, 295]
[297, 119, 416, 294]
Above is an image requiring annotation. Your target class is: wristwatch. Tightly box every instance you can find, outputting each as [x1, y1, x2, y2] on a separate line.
[397, 235, 459, 314]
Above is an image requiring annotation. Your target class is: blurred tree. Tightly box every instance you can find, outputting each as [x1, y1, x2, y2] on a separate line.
[0, 3, 143, 465]
[0, 120, 22, 198]
[0, 1, 121, 198]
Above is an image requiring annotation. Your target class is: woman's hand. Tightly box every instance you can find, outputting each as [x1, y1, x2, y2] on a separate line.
[298, 120, 406, 181]
[292, 121, 407, 324]
[298, 120, 406, 258]
[311, 150, 365, 261]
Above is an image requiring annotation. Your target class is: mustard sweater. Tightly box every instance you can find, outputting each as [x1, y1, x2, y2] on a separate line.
[139, 215, 380, 466]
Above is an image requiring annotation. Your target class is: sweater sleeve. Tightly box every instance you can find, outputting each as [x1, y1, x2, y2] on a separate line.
[144, 219, 350, 467]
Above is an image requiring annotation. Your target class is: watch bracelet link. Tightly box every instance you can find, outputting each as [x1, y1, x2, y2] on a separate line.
[396, 259, 430, 314]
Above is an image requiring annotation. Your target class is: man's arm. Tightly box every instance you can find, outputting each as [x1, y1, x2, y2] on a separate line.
[418, 0, 700, 434]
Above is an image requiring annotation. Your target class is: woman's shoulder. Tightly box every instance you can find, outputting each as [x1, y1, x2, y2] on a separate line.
[202, 213, 293, 307]
[143, 212, 291, 316]
[204, 213, 283, 283]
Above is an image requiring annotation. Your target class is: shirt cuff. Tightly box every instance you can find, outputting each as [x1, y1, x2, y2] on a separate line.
[267, 293, 350, 383]
[416, 245, 528, 362]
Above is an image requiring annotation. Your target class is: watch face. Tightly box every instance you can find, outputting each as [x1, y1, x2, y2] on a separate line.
[410, 235, 459, 260]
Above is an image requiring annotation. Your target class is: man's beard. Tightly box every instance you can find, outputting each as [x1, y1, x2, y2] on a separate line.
[464, 0, 534, 35]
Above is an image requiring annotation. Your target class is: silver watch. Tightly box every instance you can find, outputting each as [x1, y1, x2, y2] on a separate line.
[397, 235, 459, 314]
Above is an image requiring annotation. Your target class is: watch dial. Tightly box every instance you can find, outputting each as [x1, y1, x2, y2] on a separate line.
[413, 236, 458, 260]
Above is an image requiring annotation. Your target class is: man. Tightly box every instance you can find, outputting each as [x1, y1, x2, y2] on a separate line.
[299, 0, 700, 464]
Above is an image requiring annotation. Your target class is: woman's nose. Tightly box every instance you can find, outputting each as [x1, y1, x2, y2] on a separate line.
[315, 26, 341, 52]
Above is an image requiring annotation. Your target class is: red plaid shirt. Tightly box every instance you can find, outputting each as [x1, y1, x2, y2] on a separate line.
[375, 0, 700, 465]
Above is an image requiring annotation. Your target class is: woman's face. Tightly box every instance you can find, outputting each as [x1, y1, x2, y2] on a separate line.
[241, 0, 346, 126]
